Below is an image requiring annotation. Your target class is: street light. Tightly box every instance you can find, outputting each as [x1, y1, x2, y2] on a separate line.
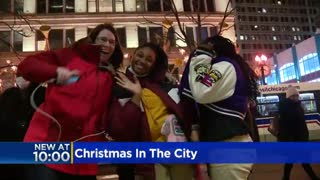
[255, 54, 268, 85]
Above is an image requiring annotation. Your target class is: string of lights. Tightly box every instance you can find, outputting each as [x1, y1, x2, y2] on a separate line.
[0, 60, 18, 93]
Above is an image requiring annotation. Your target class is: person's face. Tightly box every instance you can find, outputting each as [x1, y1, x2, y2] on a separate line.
[289, 94, 299, 102]
[131, 47, 156, 76]
[94, 29, 116, 63]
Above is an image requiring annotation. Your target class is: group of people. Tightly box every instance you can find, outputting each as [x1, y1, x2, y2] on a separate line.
[0, 22, 317, 180]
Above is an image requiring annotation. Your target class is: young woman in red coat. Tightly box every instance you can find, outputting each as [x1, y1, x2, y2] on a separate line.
[17, 23, 123, 180]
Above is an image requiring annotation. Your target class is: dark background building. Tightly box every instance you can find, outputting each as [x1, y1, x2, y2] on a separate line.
[232, 0, 320, 62]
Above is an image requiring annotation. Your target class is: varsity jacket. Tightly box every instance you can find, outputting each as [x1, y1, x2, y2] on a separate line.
[179, 49, 249, 141]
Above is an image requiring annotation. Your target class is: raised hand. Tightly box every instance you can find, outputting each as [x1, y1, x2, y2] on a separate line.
[165, 72, 178, 85]
[56, 67, 80, 85]
[115, 72, 142, 95]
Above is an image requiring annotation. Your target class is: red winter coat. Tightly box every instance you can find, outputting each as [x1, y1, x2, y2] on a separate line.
[17, 44, 113, 175]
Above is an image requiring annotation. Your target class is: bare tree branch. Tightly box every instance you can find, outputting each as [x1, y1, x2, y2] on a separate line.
[169, 0, 194, 51]
[140, 0, 234, 52]
[196, 0, 202, 45]
[184, 12, 198, 24]
[0, 9, 40, 63]
[218, 0, 233, 35]
[201, 23, 218, 27]
[220, 24, 235, 33]
[141, 15, 166, 28]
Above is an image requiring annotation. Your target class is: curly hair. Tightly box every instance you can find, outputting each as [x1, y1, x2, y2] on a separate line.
[202, 36, 259, 100]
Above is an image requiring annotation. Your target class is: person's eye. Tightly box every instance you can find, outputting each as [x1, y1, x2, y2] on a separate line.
[146, 57, 154, 63]
[98, 37, 107, 42]
[137, 52, 144, 57]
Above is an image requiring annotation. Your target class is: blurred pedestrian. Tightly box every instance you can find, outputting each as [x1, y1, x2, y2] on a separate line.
[279, 86, 319, 180]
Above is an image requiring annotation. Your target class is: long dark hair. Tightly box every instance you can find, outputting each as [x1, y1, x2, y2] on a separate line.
[203, 35, 259, 100]
[72, 23, 123, 70]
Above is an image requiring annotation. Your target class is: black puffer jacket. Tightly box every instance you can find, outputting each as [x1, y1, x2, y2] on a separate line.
[278, 98, 309, 142]
[0, 84, 45, 141]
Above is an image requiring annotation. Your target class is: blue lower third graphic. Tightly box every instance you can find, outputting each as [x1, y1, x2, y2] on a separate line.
[72, 142, 320, 164]
[0, 142, 319, 164]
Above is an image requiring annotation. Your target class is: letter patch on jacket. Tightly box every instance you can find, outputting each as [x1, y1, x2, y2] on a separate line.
[194, 64, 222, 87]
[161, 114, 187, 142]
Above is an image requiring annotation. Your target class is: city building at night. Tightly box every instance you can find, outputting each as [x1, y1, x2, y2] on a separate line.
[0, 0, 235, 92]
[232, 0, 320, 62]
[264, 34, 320, 85]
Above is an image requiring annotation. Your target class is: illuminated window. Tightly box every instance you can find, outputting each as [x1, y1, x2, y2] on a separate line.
[256, 96, 279, 117]
[299, 53, 320, 76]
[99, 0, 112, 12]
[265, 70, 277, 85]
[279, 63, 296, 82]
[299, 93, 317, 113]
[37, 0, 75, 13]
[115, 0, 124, 12]
[88, 0, 97, 12]
[262, 8, 267, 13]
[65, 0, 75, 13]
[36, 29, 46, 51]
[136, 0, 145, 12]
[49, 0, 63, 13]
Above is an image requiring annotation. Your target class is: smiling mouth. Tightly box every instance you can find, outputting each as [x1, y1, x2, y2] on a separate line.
[135, 64, 144, 69]
[101, 51, 110, 55]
